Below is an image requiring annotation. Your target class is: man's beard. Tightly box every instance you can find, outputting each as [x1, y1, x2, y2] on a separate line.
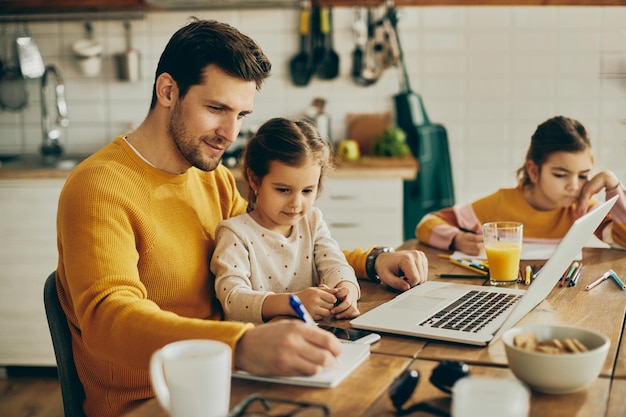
[168, 102, 226, 172]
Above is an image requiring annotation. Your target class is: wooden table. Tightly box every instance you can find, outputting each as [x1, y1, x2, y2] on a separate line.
[123, 242, 626, 417]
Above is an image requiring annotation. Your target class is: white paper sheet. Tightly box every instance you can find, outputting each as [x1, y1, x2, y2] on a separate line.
[451, 235, 609, 261]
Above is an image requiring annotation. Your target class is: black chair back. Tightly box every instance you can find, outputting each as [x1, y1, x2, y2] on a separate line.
[43, 272, 86, 417]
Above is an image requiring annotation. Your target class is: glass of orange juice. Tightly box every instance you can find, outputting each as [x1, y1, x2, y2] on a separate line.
[482, 222, 523, 286]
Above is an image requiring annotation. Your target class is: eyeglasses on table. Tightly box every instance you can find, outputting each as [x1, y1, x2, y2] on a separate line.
[228, 393, 330, 417]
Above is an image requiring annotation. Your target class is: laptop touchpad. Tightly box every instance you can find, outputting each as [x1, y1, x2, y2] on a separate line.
[391, 297, 446, 313]
[391, 287, 468, 312]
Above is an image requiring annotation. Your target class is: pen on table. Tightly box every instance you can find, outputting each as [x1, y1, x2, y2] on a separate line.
[609, 269, 626, 290]
[525, 265, 532, 285]
[439, 273, 489, 279]
[450, 258, 489, 276]
[569, 265, 583, 287]
[585, 270, 612, 291]
[560, 262, 579, 287]
[289, 294, 316, 325]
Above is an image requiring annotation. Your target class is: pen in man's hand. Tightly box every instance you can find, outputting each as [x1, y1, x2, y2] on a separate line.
[459, 227, 477, 234]
[289, 294, 316, 325]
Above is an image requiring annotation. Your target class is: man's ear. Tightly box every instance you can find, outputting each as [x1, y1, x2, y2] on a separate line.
[155, 73, 177, 107]
[526, 160, 540, 183]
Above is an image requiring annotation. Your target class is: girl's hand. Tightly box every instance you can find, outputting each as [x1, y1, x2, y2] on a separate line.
[575, 170, 620, 217]
[453, 231, 484, 256]
[330, 283, 360, 320]
[295, 287, 337, 320]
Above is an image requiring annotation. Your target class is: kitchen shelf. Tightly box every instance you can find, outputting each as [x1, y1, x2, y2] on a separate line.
[1, 0, 623, 20]
[319, 0, 626, 5]
[0, 12, 145, 23]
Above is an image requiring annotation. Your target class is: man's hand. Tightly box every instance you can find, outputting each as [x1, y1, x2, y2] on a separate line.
[375, 250, 428, 292]
[234, 321, 342, 376]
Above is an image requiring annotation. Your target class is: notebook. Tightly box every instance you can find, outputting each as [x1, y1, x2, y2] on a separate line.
[350, 196, 618, 346]
[232, 342, 370, 388]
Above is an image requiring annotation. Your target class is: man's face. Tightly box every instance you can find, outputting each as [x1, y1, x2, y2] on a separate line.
[168, 64, 257, 172]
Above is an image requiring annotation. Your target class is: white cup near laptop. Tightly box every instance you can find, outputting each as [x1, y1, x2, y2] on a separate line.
[452, 377, 530, 417]
[150, 340, 232, 417]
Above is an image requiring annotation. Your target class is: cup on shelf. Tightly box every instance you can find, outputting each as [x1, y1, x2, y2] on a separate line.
[71, 38, 103, 77]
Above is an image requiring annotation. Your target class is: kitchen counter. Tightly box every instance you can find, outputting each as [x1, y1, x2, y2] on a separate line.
[0, 155, 418, 180]
[0, 153, 90, 180]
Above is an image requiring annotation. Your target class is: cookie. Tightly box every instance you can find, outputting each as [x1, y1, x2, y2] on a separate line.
[513, 332, 538, 350]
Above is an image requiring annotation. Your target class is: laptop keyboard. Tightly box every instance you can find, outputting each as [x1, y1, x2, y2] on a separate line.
[419, 290, 522, 333]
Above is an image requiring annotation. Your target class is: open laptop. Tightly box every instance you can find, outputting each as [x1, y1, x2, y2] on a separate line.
[351, 195, 618, 346]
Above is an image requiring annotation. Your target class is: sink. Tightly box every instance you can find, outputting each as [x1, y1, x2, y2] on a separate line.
[0, 153, 91, 170]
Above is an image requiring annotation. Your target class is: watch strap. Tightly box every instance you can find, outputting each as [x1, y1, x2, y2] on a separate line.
[365, 246, 394, 283]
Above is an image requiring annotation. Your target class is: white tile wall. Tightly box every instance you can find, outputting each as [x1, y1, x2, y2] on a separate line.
[1, 6, 625, 204]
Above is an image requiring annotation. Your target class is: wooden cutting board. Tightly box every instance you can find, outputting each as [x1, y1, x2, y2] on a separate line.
[346, 112, 392, 155]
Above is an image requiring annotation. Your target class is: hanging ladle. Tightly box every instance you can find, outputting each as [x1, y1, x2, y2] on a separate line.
[289, 0, 314, 86]
[316, 7, 339, 80]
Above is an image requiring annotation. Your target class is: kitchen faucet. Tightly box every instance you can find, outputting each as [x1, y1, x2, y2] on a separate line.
[40, 64, 69, 162]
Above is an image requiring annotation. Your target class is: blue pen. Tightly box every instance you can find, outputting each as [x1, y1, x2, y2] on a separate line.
[609, 269, 626, 290]
[289, 294, 316, 325]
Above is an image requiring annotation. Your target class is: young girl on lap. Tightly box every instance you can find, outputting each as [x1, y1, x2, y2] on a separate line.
[211, 117, 360, 324]
[416, 115, 626, 256]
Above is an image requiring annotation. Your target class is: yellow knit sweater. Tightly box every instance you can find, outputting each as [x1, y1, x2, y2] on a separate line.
[56, 136, 370, 417]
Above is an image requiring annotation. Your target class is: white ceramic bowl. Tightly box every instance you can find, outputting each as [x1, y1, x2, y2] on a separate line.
[502, 325, 609, 394]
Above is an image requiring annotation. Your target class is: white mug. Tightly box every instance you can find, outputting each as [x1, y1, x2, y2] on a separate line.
[150, 340, 232, 417]
[452, 376, 530, 417]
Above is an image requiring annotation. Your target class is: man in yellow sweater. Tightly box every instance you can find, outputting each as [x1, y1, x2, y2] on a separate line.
[56, 19, 429, 417]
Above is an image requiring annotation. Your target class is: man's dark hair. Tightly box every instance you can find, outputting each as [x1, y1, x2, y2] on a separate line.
[149, 18, 272, 109]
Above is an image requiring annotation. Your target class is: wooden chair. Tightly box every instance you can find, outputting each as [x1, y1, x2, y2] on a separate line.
[43, 271, 86, 417]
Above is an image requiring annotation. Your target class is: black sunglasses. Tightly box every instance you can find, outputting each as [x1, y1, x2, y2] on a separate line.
[389, 360, 470, 417]
[228, 393, 330, 417]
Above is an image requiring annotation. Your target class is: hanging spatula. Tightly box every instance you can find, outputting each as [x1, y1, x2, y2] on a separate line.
[16, 24, 45, 79]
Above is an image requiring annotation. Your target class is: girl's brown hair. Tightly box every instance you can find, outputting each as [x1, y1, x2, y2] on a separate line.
[242, 117, 334, 210]
[516, 116, 592, 187]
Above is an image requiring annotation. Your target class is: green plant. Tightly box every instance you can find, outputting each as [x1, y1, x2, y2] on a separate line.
[372, 127, 411, 157]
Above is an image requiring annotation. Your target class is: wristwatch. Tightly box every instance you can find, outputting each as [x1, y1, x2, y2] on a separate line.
[365, 246, 395, 283]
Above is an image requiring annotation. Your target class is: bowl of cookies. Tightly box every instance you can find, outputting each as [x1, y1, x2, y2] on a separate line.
[502, 325, 610, 394]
